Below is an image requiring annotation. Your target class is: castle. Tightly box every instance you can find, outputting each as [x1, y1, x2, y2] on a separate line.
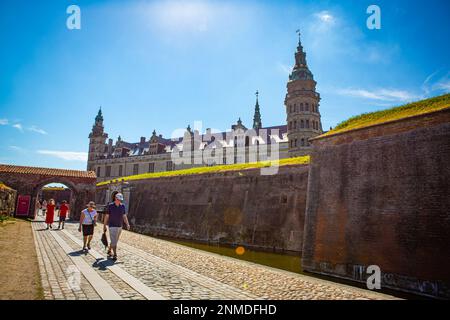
[88, 34, 323, 182]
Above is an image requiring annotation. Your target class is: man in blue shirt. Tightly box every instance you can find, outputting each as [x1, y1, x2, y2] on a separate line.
[103, 193, 130, 261]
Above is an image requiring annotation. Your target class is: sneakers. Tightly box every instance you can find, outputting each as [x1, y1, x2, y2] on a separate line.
[112, 255, 117, 261]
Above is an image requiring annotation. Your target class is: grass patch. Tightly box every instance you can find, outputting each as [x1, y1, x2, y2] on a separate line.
[97, 155, 310, 186]
[322, 94, 450, 137]
[0, 181, 14, 191]
[0, 215, 14, 224]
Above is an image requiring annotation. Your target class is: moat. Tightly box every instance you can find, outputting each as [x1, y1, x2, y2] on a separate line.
[167, 239, 302, 274]
[156, 236, 420, 300]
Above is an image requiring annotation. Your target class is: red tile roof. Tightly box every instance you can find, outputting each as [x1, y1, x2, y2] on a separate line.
[0, 164, 96, 179]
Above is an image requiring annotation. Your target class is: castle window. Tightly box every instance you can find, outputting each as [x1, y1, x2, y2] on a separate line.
[305, 103, 309, 111]
[301, 138, 305, 146]
[294, 139, 298, 147]
[148, 163, 155, 173]
[293, 120, 297, 129]
[290, 140, 293, 148]
[289, 121, 292, 130]
[133, 164, 139, 175]
[105, 166, 111, 177]
[294, 104, 297, 112]
[300, 103, 304, 111]
[96, 166, 101, 177]
[300, 120, 304, 128]
[118, 165, 123, 176]
[306, 120, 310, 128]
[166, 161, 173, 171]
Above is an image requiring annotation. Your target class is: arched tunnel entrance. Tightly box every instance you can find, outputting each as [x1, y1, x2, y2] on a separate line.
[0, 164, 97, 220]
[36, 182, 73, 220]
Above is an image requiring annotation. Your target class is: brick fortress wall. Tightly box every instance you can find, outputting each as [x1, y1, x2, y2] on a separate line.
[302, 109, 450, 298]
[97, 164, 309, 252]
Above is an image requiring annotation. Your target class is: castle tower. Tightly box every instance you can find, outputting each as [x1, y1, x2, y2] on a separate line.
[253, 90, 262, 130]
[87, 107, 108, 171]
[285, 31, 323, 157]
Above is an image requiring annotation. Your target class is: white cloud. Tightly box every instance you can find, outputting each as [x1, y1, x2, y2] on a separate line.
[337, 88, 421, 102]
[9, 146, 26, 152]
[28, 125, 48, 135]
[422, 70, 449, 95]
[0, 118, 8, 125]
[315, 11, 335, 24]
[37, 150, 88, 162]
[433, 80, 450, 91]
[277, 62, 292, 75]
[12, 123, 23, 131]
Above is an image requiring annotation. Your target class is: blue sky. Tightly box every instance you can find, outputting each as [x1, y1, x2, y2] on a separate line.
[0, 0, 449, 170]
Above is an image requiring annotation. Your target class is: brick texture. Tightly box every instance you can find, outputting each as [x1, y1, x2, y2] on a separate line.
[97, 165, 309, 252]
[302, 109, 450, 298]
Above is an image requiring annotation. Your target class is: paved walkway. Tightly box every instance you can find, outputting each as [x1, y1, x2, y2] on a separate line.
[31, 218, 397, 300]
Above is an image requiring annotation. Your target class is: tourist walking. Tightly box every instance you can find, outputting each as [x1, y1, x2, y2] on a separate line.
[41, 199, 47, 216]
[103, 193, 130, 261]
[58, 200, 69, 229]
[78, 201, 97, 252]
[45, 199, 55, 229]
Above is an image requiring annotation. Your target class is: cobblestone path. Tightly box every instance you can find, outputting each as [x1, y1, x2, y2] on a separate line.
[31, 219, 397, 300]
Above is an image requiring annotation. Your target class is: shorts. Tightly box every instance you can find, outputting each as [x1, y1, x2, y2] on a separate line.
[59, 216, 66, 222]
[82, 224, 94, 236]
[109, 227, 122, 246]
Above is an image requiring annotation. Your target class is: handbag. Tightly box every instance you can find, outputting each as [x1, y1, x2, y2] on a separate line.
[101, 231, 108, 249]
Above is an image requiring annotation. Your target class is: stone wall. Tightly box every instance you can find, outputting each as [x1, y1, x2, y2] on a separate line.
[97, 164, 309, 252]
[0, 173, 96, 220]
[302, 109, 450, 299]
[41, 188, 72, 204]
[0, 183, 17, 216]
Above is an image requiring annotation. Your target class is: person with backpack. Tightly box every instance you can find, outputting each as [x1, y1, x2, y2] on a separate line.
[78, 201, 97, 252]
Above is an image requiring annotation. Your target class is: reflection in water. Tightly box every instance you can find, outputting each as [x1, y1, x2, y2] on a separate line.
[156, 237, 416, 299]
[168, 239, 302, 274]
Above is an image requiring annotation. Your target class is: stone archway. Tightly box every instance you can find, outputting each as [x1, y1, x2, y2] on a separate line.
[0, 164, 96, 220]
[35, 177, 77, 220]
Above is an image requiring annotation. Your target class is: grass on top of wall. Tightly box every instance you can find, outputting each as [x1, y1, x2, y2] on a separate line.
[0, 182, 14, 191]
[322, 93, 450, 137]
[97, 156, 310, 186]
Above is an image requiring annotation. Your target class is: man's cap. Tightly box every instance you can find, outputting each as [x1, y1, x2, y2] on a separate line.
[115, 193, 124, 201]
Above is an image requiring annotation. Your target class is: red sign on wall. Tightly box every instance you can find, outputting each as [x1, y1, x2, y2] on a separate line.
[16, 195, 31, 216]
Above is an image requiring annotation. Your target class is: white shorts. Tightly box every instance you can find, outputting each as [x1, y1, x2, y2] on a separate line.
[109, 227, 122, 247]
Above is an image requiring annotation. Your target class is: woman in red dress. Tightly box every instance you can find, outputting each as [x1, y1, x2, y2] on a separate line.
[45, 199, 56, 229]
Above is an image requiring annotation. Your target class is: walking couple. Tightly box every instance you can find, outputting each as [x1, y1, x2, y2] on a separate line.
[78, 193, 130, 261]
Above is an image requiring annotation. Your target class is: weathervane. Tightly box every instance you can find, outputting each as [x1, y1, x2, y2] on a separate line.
[296, 29, 301, 44]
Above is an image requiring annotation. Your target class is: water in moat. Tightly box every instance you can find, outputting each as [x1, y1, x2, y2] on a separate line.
[165, 239, 302, 274]
[157, 237, 419, 299]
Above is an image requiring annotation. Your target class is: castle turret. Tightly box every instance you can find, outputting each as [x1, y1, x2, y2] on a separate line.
[285, 31, 323, 156]
[253, 90, 262, 130]
[87, 107, 108, 171]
